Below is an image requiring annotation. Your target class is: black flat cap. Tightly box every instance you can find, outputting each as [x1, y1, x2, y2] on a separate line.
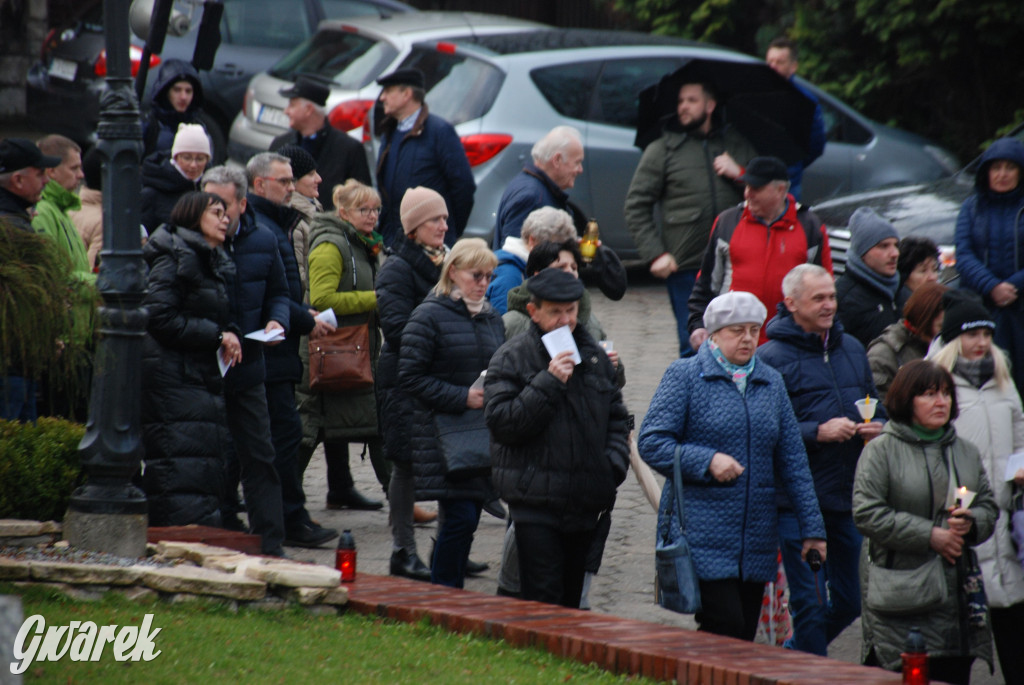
[738, 156, 789, 187]
[526, 268, 585, 303]
[376, 68, 425, 90]
[0, 138, 61, 173]
[279, 76, 330, 107]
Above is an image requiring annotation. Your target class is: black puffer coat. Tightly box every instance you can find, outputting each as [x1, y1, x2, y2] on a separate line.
[140, 225, 236, 527]
[140, 154, 200, 235]
[375, 236, 441, 461]
[399, 293, 504, 500]
[486, 322, 630, 530]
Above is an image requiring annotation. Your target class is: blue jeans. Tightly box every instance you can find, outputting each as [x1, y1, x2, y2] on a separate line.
[778, 509, 862, 656]
[0, 376, 37, 423]
[432, 498, 481, 588]
[665, 269, 698, 357]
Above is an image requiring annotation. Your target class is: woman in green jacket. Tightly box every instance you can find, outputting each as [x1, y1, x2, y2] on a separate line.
[297, 179, 389, 510]
[853, 360, 998, 684]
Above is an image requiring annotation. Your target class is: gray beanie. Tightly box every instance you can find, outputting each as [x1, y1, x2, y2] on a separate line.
[848, 207, 899, 257]
[703, 291, 767, 333]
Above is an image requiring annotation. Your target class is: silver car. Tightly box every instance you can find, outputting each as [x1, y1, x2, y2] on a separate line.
[227, 11, 547, 162]
[387, 31, 959, 259]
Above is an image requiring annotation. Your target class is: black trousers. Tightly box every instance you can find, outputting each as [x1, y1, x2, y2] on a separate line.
[514, 522, 595, 608]
[265, 380, 309, 531]
[695, 578, 765, 641]
[991, 601, 1024, 685]
[224, 382, 285, 554]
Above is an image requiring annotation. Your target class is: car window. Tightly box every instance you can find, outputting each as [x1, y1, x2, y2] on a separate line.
[321, 0, 396, 18]
[818, 98, 872, 146]
[221, 0, 312, 48]
[269, 30, 398, 89]
[530, 61, 602, 121]
[593, 57, 685, 128]
[401, 49, 504, 126]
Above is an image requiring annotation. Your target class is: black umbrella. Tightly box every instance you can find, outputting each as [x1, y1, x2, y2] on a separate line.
[634, 58, 817, 166]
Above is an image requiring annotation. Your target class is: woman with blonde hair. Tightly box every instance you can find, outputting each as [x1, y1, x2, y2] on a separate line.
[399, 237, 505, 587]
[297, 179, 390, 520]
[927, 290, 1024, 683]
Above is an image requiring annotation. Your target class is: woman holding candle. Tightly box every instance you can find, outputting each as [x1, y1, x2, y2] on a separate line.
[927, 290, 1024, 684]
[853, 359, 998, 684]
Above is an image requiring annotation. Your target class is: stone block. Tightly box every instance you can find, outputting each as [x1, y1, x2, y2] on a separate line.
[0, 558, 30, 580]
[243, 560, 341, 588]
[142, 565, 266, 601]
[0, 520, 45, 537]
[290, 587, 327, 605]
[155, 541, 240, 564]
[319, 587, 349, 606]
[112, 586, 159, 603]
[40, 522, 62, 534]
[202, 554, 252, 574]
[29, 560, 145, 586]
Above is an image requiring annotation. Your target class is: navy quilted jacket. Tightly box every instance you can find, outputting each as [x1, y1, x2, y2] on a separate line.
[757, 304, 885, 512]
[638, 343, 824, 582]
[399, 293, 505, 500]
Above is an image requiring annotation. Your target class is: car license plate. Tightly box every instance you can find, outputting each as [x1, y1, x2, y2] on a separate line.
[50, 58, 78, 82]
[256, 104, 289, 129]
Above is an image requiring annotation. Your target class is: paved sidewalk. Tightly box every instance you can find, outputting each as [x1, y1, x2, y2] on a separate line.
[266, 272, 1003, 684]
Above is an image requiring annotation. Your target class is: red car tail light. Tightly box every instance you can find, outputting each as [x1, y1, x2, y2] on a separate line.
[461, 134, 512, 167]
[328, 99, 375, 132]
[94, 45, 160, 77]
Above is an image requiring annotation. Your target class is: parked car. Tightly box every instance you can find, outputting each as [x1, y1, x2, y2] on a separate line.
[25, 0, 414, 157]
[812, 122, 1024, 277]
[226, 11, 548, 163]
[368, 30, 960, 259]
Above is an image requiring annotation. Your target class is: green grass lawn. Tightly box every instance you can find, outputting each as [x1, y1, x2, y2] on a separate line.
[4, 583, 655, 684]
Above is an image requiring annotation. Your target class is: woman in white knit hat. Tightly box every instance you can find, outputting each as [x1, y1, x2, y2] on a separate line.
[140, 123, 211, 234]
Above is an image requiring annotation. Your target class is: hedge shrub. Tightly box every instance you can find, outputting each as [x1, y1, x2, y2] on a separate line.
[0, 418, 83, 521]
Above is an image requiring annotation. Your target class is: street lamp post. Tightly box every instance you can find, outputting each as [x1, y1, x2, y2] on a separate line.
[63, 0, 149, 557]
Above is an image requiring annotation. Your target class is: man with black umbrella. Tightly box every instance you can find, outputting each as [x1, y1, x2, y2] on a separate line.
[625, 80, 757, 356]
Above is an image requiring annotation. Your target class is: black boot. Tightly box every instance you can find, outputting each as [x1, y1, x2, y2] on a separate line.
[325, 441, 384, 510]
[390, 548, 431, 581]
[326, 486, 384, 510]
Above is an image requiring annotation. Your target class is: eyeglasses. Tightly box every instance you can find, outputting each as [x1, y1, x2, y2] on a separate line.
[176, 153, 209, 164]
[260, 176, 295, 187]
[356, 206, 382, 216]
[469, 271, 495, 284]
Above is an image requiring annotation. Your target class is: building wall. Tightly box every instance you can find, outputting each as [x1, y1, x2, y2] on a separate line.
[0, 0, 48, 118]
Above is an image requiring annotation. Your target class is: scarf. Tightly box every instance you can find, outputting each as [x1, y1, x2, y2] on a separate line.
[451, 287, 484, 316]
[845, 249, 900, 301]
[954, 354, 995, 389]
[421, 243, 447, 266]
[355, 228, 384, 258]
[708, 339, 756, 395]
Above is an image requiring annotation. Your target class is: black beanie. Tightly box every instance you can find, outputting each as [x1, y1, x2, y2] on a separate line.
[276, 144, 317, 180]
[940, 290, 995, 344]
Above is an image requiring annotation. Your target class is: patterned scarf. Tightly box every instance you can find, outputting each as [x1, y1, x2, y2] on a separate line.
[954, 354, 995, 389]
[355, 229, 384, 258]
[422, 243, 447, 266]
[708, 339, 756, 395]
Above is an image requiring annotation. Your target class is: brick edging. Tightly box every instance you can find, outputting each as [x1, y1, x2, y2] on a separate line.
[345, 574, 901, 684]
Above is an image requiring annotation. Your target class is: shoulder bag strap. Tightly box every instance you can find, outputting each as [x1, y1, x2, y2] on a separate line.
[672, 444, 686, 533]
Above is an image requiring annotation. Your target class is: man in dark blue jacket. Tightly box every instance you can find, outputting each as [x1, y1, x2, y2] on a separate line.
[375, 68, 475, 248]
[232, 152, 335, 548]
[757, 263, 884, 656]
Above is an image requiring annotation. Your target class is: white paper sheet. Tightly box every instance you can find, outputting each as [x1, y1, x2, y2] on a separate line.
[541, 325, 581, 365]
[216, 349, 230, 377]
[315, 308, 338, 328]
[245, 328, 286, 343]
[1004, 452, 1024, 481]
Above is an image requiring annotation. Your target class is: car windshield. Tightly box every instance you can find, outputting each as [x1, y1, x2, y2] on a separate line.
[399, 46, 504, 126]
[269, 29, 398, 89]
[221, 0, 314, 49]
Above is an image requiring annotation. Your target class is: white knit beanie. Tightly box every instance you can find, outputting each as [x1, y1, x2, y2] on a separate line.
[171, 123, 211, 158]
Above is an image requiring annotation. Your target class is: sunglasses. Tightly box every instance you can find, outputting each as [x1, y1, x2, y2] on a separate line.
[469, 271, 495, 284]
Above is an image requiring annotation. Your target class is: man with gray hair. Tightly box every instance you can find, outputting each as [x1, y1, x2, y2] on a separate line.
[493, 125, 584, 249]
[487, 206, 577, 314]
[757, 262, 883, 657]
[270, 76, 370, 211]
[687, 156, 832, 348]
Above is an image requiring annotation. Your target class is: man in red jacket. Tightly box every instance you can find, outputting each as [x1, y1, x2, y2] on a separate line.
[687, 156, 832, 347]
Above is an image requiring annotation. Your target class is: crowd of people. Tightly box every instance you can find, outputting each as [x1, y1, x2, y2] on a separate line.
[3, 39, 1024, 683]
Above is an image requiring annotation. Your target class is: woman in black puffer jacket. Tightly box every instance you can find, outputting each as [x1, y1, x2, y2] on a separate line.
[399, 237, 504, 588]
[140, 191, 240, 527]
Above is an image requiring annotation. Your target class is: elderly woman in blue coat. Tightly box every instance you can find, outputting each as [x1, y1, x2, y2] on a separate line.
[639, 291, 826, 640]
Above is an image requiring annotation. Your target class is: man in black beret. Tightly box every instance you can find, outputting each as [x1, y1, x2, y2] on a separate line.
[271, 76, 371, 212]
[485, 268, 629, 608]
[374, 67, 475, 249]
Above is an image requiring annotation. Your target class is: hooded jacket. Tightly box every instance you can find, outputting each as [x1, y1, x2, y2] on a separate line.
[853, 421, 996, 671]
[757, 304, 886, 512]
[140, 225, 235, 527]
[143, 59, 204, 160]
[866, 320, 929, 399]
[638, 342, 825, 581]
[954, 136, 1024, 298]
[140, 153, 200, 235]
